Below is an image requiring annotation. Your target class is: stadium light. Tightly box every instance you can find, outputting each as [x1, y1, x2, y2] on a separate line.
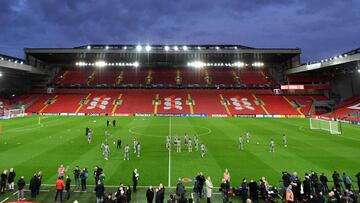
[95, 61, 106, 68]
[145, 45, 151, 52]
[188, 61, 205, 69]
[234, 46, 238, 50]
[0, 72, 2, 77]
[105, 46, 109, 50]
[358, 69, 360, 73]
[0, 57, 3, 60]
[123, 46, 127, 50]
[164, 46, 170, 51]
[173, 46, 179, 51]
[252, 62, 264, 67]
[215, 46, 220, 50]
[87, 45, 91, 50]
[136, 45, 142, 52]
[20, 61, 23, 64]
[183, 46, 188, 51]
[234, 62, 245, 68]
[133, 61, 139, 68]
[197, 46, 201, 50]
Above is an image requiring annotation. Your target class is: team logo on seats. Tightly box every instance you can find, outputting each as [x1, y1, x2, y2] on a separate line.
[164, 96, 183, 110]
[87, 96, 111, 110]
[230, 97, 254, 110]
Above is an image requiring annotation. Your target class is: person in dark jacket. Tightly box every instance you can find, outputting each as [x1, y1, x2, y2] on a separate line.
[146, 186, 155, 203]
[80, 168, 88, 191]
[319, 173, 329, 194]
[220, 178, 229, 203]
[241, 178, 248, 203]
[36, 171, 42, 195]
[112, 119, 116, 127]
[73, 166, 80, 191]
[155, 184, 165, 203]
[176, 182, 185, 197]
[7, 168, 16, 191]
[249, 179, 259, 203]
[167, 194, 176, 203]
[0, 170, 7, 193]
[95, 180, 105, 203]
[29, 174, 38, 198]
[65, 175, 71, 200]
[303, 176, 311, 199]
[133, 169, 139, 192]
[104, 193, 115, 203]
[195, 172, 206, 198]
[17, 176, 26, 201]
[332, 171, 341, 191]
[126, 186, 132, 202]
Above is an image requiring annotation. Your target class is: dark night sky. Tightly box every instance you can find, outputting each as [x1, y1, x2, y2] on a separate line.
[0, 0, 359, 62]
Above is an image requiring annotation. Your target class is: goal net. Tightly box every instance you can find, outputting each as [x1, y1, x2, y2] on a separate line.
[2, 108, 26, 119]
[309, 118, 342, 135]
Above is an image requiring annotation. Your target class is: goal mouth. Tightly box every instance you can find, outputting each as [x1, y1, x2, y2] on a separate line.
[309, 117, 342, 135]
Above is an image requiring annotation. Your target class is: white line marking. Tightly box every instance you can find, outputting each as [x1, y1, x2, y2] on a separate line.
[0, 191, 18, 203]
[168, 117, 172, 188]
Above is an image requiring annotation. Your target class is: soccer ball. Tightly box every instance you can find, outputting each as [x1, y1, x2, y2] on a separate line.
[113, 141, 116, 145]
[257, 142, 259, 145]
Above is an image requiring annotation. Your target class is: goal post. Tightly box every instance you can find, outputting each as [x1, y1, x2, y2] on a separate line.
[2, 108, 25, 119]
[309, 118, 342, 135]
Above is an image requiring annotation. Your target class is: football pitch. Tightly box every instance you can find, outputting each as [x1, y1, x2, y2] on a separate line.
[0, 116, 359, 202]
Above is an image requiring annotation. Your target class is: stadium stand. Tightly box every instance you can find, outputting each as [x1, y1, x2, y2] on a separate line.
[328, 96, 360, 121]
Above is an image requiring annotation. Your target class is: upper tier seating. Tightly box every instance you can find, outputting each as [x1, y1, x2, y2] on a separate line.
[52, 68, 276, 86]
[328, 96, 360, 121]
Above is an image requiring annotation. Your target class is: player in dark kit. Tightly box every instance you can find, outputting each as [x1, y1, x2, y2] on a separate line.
[106, 119, 110, 127]
[117, 139, 122, 149]
[112, 119, 116, 127]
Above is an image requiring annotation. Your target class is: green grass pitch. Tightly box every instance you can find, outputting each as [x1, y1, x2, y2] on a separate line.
[0, 116, 359, 202]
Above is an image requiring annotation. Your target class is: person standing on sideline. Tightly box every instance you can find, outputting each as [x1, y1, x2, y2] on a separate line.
[155, 184, 165, 203]
[8, 168, 16, 191]
[29, 174, 38, 198]
[356, 172, 360, 194]
[58, 164, 65, 178]
[17, 176, 26, 201]
[205, 177, 213, 203]
[65, 175, 71, 200]
[80, 168, 88, 191]
[0, 170, 7, 193]
[285, 185, 294, 203]
[146, 186, 155, 203]
[133, 169, 139, 192]
[112, 119, 116, 127]
[54, 177, 64, 202]
[343, 172, 352, 190]
[223, 169, 231, 184]
[106, 119, 110, 127]
[73, 166, 80, 191]
[95, 180, 105, 203]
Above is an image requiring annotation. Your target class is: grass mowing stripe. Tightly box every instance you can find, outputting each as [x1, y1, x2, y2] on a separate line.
[168, 117, 171, 187]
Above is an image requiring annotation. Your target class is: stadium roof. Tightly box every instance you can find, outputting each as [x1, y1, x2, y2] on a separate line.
[25, 44, 301, 67]
[285, 48, 360, 75]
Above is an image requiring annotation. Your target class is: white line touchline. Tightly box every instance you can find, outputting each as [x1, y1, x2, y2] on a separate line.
[0, 191, 18, 203]
[168, 117, 172, 188]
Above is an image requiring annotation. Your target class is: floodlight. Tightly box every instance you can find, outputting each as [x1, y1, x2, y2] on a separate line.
[344, 54, 348, 57]
[136, 45, 142, 51]
[164, 46, 170, 51]
[105, 46, 109, 50]
[95, 61, 106, 68]
[173, 46, 179, 51]
[197, 46, 201, 50]
[20, 61, 23, 64]
[87, 45, 91, 50]
[183, 46, 188, 51]
[358, 69, 360, 73]
[145, 45, 151, 52]
[339, 55, 343, 58]
[12, 94, 15, 97]
[234, 46, 238, 50]
[123, 46, 127, 50]
[133, 61, 139, 68]
[215, 46, 220, 50]
[0, 72, 2, 77]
